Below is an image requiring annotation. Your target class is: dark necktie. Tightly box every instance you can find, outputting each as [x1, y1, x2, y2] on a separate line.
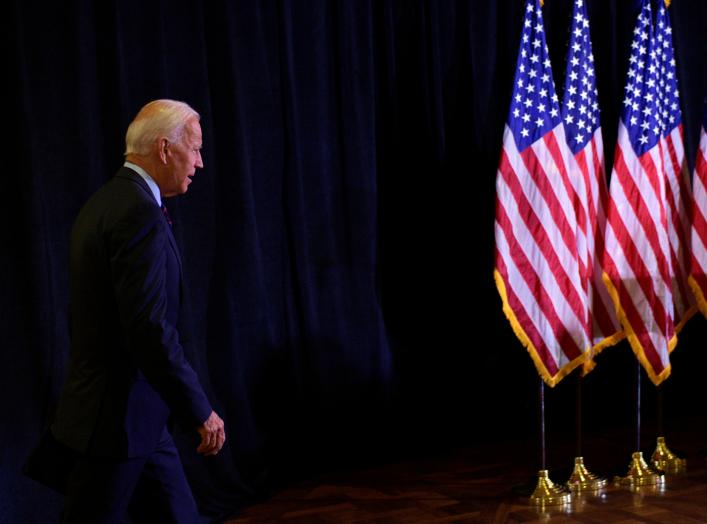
[161, 203, 173, 227]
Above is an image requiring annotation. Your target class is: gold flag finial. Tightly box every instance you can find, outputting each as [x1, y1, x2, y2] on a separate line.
[540, 0, 544, 6]
[665, 0, 671, 6]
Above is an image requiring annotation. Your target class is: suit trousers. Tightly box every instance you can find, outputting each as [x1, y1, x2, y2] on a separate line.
[60, 428, 200, 524]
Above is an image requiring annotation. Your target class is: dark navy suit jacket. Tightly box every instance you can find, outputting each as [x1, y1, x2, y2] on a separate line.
[51, 167, 212, 458]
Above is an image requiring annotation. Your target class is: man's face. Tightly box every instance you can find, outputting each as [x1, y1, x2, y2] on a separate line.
[161, 117, 203, 197]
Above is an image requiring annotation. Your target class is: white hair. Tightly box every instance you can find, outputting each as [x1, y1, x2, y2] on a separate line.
[124, 99, 200, 156]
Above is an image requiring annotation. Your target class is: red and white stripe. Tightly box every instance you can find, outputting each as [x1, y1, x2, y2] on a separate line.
[689, 123, 707, 316]
[568, 128, 622, 353]
[661, 124, 696, 328]
[603, 121, 675, 385]
[495, 123, 591, 386]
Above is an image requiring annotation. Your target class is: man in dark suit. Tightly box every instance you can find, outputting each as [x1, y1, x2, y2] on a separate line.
[49, 99, 225, 523]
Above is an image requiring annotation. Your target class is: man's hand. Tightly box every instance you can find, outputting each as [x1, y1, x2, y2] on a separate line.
[197, 411, 226, 456]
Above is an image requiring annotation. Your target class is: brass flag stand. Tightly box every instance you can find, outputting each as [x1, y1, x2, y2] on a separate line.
[651, 385, 686, 472]
[530, 379, 571, 506]
[615, 451, 665, 488]
[652, 436, 686, 472]
[566, 374, 606, 492]
[615, 363, 664, 487]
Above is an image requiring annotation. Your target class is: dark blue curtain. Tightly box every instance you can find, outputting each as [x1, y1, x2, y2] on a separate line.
[3, 0, 706, 522]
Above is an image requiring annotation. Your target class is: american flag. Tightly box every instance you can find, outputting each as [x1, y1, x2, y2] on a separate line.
[655, 0, 696, 329]
[494, 0, 590, 386]
[689, 106, 707, 316]
[602, 0, 675, 385]
[560, 0, 622, 363]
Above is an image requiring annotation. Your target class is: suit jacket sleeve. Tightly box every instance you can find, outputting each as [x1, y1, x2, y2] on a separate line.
[109, 200, 212, 428]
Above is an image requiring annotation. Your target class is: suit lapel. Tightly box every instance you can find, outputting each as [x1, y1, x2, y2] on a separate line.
[163, 216, 184, 285]
[117, 167, 184, 282]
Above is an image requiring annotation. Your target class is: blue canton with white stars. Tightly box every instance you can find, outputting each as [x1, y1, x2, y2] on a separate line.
[621, 0, 662, 156]
[655, 2, 682, 137]
[561, 0, 600, 155]
[508, 0, 561, 152]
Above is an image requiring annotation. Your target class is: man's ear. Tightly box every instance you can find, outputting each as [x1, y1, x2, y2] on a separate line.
[158, 138, 170, 164]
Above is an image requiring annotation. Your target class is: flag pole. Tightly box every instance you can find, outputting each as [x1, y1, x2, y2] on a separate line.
[529, 378, 570, 506]
[615, 361, 664, 487]
[651, 384, 686, 472]
[540, 378, 546, 470]
[575, 375, 581, 458]
[636, 359, 641, 452]
[657, 382, 663, 437]
[566, 373, 606, 491]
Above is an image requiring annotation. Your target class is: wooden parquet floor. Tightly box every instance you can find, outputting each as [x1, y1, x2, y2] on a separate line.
[226, 418, 707, 523]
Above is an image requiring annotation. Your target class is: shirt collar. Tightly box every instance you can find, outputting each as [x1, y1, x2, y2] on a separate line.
[123, 161, 162, 206]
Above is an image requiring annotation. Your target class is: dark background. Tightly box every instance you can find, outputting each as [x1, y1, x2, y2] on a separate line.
[2, 0, 706, 522]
